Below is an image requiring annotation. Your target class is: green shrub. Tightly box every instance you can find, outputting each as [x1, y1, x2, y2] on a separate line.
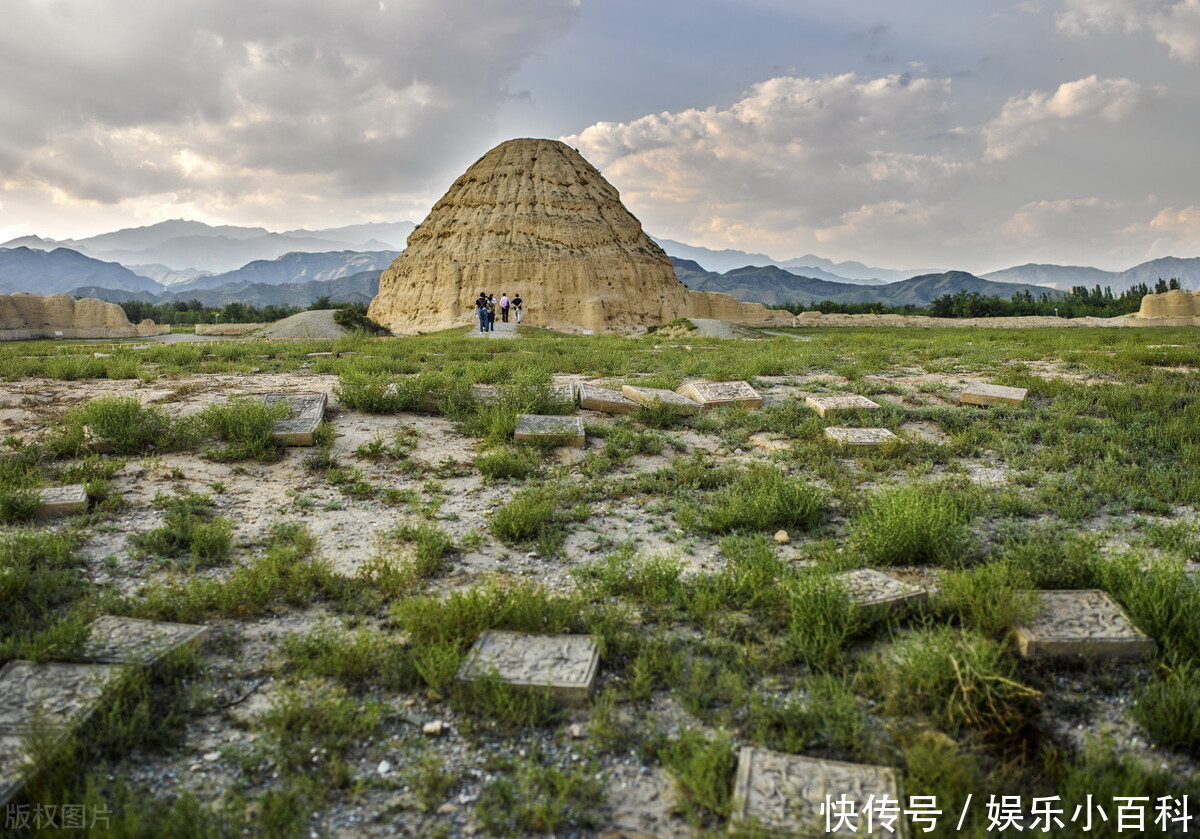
[850, 483, 972, 566]
[200, 397, 290, 461]
[1132, 662, 1200, 757]
[696, 464, 827, 534]
[785, 573, 863, 670]
[67, 396, 198, 454]
[475, 748, 605, 836]
[937, 561, 1039, 636]
[655, 730, 737, 826]
[476, 446, 540, 480]
[129, 493, 233, 568]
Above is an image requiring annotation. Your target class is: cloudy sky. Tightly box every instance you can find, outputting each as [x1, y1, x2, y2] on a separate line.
[2, 0, 1198, 272]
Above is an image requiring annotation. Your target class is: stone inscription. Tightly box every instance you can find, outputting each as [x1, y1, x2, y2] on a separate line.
[805, 394, 881, 417]
[78, 616, 211, 666]
[731, 747, 906, 837]
[457, 630, 599, 704]
[1014, 590, 1155, 660]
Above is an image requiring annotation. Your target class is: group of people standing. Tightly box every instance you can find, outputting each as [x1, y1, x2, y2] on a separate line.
[474, 292, 523, 332]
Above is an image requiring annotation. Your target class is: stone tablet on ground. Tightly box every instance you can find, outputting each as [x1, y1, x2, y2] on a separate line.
[513, 415, 586, 448]
[0, 661, 124, 733]
[959, 382, 1027, 407]
[806, 394, 881, 417]
[457, 630, 599, 705]
[824, 427, 898, 447]
[35, 485, 88, 519]
[676, 380, 763, 409]
[620, 385, 702, 415]
[837, 569, 928, 611]
[261, 392, 327, 446]
[578, 383, 639, 414]
[731, 747, 907, 837]
[77, 616, 211, 666]
[1013, 590, 1155, 660]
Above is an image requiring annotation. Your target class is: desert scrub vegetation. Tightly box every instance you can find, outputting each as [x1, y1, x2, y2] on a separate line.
[128, 492, 234, 568]
[849, 480, 976, 566]
[60, 395, 200, 455]
[199, 396, 291, 461]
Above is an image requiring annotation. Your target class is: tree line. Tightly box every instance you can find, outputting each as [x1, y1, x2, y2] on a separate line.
[116, 297, 366, 325]
[771, 280, 1180, 319]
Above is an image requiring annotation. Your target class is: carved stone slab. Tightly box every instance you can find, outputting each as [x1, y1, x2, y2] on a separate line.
[261, 392, 327, 446]
[731, 747, 907, 837]
[1014, 590, 1155, 660]
[837, 569, 928, 611]
[457, 630, 599, 705]
[551, 382, 579, 405]
[805, 394, 881, 417]
[0, 661, 124, 733]
[579, 383, 639, 414]
[620, 385, 702, 415]
[35, 485, 88, 519]
[513, 415, 585, 448]
[959, 382, 1027, 407]
[824, 427, 898, 447]
[676, 380, 763, 409]
[77, 616, 211, 666]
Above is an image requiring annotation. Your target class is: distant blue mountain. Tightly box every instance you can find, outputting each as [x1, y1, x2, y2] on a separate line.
[0, 247, 163, 295]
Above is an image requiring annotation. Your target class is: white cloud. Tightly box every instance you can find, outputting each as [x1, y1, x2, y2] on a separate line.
[563, 73, 968, 257]
[982, 76, 1150, 160]
[1058, 0, 1200, 61]
[0, 0, 579, 209]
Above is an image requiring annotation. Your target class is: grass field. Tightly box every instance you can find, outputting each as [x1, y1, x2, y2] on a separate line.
[1, 324, 1197, 837]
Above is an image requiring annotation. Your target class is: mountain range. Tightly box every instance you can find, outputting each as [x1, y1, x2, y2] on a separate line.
[672, 259, 1064, 307]
[2, 219, 414, 274]
[72, 271, 382, 310]
[2, 218, 1198, 311]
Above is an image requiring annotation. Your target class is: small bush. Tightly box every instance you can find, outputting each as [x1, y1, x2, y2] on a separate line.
[476, 446, 540, 480]
[67, 396, 198, 455]
[867, 627, 1039, 738]
[200, 397, 290, 461]
[936, 561, 1039, 636]
[655, 730, 737, 826]
[333, 307, 392, 336]
[129, 493, 233, 568]
[695, 464, 827, 534]
[475, 748, 605, 836]
[1132, 661, 1200, 757]
[850, 483, 972, 566]
[785, 573, 863, 670]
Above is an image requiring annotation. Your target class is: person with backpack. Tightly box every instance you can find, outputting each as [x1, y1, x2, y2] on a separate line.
[474, 292, 488, 332]
[499, 293, 510, 323]
[485, 294, 497, 331]
[511, 293, 523, 323]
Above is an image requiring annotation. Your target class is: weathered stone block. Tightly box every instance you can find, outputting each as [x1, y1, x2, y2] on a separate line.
[262, 392, 327, 446]
[620, 385, 702, 414]
[578, 383, 639, 414]
[0, 661, 124, 733]
[551, 382, 579, 404]
[1013, 590, 1155, 660]
[35, 485, 88, 519]
[824, 427, 898, 447]
[676, 380, 762, 409]
[77, 616, 210, 666]
[805, 394, 881, 417]
[731, 747, 907, 837]
[959, 382, 1027, 407]
[837, 569, 928, 611]
[513, 414, 585, 448]
[457, 630, 599, 705]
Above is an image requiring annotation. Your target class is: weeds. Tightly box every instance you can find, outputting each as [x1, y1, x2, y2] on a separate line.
[128, 493, 233, 568]
[201, 397, 290, 461]
[850, 482, 974, 566]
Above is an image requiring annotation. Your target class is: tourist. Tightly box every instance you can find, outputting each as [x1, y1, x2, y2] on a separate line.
[475, 292, 488, 332]
[511, 293, 523, 323]
[486, 294, 497, 331]
[499, 293, 510, 323]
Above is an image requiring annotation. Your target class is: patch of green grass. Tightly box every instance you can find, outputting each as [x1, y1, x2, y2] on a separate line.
[688, 464, 827, 535]
[653, 729, 737, 826]
[744, 674, 878, 759]
[1132, 661, 1200, 757]
[475, 446, 541, 480]
[475, 747, 605, 837]
[128, 493, 233, 568]
[281, 624, 419, 692]
[0, 530, 90, 663]
[200, 397, 290, 461]
[849, 482, 974, 566]
[866, 626, 1040, 739]
[489, 483, 590, 554]
[936, 561, 1039, 636]
[784, 572, 863, 671]
[65, 396, 200, 454]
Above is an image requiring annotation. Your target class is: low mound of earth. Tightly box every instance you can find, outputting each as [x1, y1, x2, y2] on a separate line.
[650, 318, 765, 339]
[251, 309, 357, 341]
